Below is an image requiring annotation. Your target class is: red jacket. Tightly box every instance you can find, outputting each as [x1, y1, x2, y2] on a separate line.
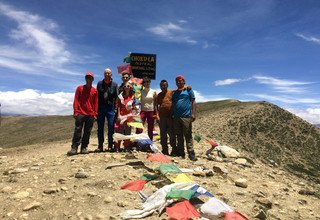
[73, 85, 98, 117]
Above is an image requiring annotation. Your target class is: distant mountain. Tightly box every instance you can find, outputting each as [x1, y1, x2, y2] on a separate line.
[315, 124, 320, 127]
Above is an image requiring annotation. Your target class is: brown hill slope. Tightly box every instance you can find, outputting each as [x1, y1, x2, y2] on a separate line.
[0, 116, 89, 148]
[194, 100, 320, 181]
[1, 100, 319, 180]
[0, 100, 320, 219]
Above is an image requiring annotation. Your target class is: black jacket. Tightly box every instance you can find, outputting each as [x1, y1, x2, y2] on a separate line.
[96, 80, 118, 107]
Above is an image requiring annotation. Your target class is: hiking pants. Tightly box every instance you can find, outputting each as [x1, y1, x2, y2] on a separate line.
[159, 115, 176, 153]
[97, 105, 116, 148]
[71, 114, 94, 149]
[140, 110, 155, 141]
[173, 117, 194, 157]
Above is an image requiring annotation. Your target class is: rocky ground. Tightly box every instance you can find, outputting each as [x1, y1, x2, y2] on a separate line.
[0, 136, 319, 220]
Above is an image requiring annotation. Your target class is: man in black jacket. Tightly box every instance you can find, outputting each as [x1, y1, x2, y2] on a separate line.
[96, 68, 118, 152]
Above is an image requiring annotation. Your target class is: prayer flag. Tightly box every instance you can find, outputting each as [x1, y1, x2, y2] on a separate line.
[140, 174, 158, 181]
[166, 188, 196, 200]
[127, 122, 144, 129]
[120, 179, 148, 191]
[225, 211, 249, 220]
[156, 163, 182, 175]
[117, 64, 132, 74]
[147, 153, 171, 163]
[189, 185, 214, 197]
[169, 173, 193, 183]
[166, 200, 201, 220]
[194, 134, 202, 142]
[123, 55, 131, 63]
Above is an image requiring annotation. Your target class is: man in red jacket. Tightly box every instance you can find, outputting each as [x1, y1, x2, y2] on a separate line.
[67, 72, 98, 156]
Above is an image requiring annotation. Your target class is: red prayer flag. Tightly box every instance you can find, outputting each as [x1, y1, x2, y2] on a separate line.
[120, 179, 148, 191]
[205, 138, 218, 148]
[147, 153, 171, 163]
[166, 200, 201, 220]
[117, 64, 132, 74]
[225, 211, 249, 220]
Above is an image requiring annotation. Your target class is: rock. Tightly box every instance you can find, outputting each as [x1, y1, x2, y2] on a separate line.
[11, 168, 29, 174]
[61, 186, 68, 191]
[23, 201, 42, 211]
[19, 213, 29, 219]
[104, 196, 113, 203]
[75, 170, 89, 179]
[14, 191, 30, 199]
[1, 186, 13, 193]
[255, 209, 267, 219]
[117, 201, 128, 207]
[298, 199, 307, 205]
[256, 197, 272, 209]
[87, 192, 97, 197]
[58, 178, 67, 184]
[298, 189, 315, 195]
[30, 166, 40, 170]
[235, 178, 248, 188]
[235, 158, 247, 165]
[43, 188, 59, 194]
[212, 165, 228, 175]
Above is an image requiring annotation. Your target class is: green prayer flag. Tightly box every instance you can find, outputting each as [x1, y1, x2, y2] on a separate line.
[141, 174, 158, 181]
[166, 187, 197, 200]
[133, 117, 142, 123]
[123, 56, 131, 63]
[194, 134, 202, 142]
[156, 163, 182, 175]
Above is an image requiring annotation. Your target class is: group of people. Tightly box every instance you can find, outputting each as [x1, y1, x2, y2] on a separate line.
[67, 68, 198, 161]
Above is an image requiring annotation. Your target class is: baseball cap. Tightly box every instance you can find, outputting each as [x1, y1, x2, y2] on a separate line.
[85, 72, 94, 79]
[176, 75, 185, 80]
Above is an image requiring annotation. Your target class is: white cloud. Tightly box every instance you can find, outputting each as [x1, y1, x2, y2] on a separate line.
[285, 107, 320, 124]
[178, 20, 188, 24]
[214, 78, 242, 86]
[247, 93, 320, 104]
[147, 22, 197, 45]
[295, 33, 320, 45]
[0, 3, 79, 76]
[194, 90, 229, 103]
[0, 89, 74, 115]
[147, 22, 182, 37]
[253, 75, 312, 93]
[202, 41, 217, 49]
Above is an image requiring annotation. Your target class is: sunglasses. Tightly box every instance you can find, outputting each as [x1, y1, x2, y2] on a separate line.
[124, 85, 132, 88]
[122, 76, 129, 79]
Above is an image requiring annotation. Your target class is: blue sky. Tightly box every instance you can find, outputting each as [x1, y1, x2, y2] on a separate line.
[0, 0, 320, 124]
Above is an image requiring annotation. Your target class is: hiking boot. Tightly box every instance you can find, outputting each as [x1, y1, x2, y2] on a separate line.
[162, 149, 169, 155]
[188, 151, 197, 161]
[94, 148, 103, 153]
[80, 148, 89, 154]
[67, 148, 77, 156]
[189, 155, 198, 161]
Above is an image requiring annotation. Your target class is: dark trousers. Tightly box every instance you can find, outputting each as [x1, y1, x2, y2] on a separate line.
[140, 111, 155, 141]
[173, 117, 195, 156]
[71, 114, 94, 149]
[97, 105, 115, 148]
[159, 116, 176, 153]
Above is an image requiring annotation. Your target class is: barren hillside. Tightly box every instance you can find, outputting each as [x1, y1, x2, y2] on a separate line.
[194, 100, 320, 181]
[0, 100, 319, 219]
